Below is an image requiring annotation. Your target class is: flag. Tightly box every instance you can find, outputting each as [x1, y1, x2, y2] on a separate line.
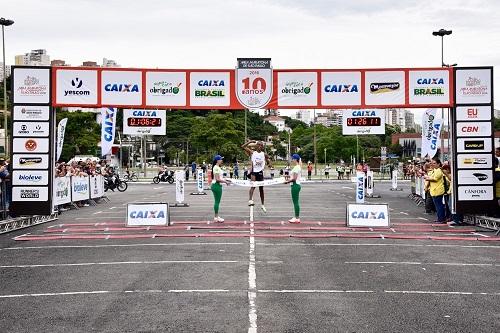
[101, 107, 117, 156]
[56, 118, 68, 161]
[421, 109, 441, 158]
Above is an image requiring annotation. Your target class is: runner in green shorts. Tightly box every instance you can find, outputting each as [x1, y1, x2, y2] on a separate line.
[286, 154, 302, 224]
[210, 155, 231, 223]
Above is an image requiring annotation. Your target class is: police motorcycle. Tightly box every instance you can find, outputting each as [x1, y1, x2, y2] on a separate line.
[153, 169, 175, 184]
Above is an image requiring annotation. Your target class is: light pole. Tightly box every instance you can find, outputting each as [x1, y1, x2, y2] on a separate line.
[313, 110, 317, 175]
[432, 28, 452, 161]
[1, 17, 14, 157]
[324, 148, 327, 164]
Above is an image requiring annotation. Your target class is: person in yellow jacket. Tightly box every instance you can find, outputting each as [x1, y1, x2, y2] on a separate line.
[423, 158, 446, 223]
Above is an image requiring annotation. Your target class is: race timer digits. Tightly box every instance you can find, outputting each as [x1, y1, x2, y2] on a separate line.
[346, 117, 381, 126]
[127, 117, 162, 127]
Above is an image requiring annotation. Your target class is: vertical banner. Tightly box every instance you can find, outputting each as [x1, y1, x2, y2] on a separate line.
[235, 58, 273, 109]
[366, 170, 374, 196]
[421, 108, 441, 158]
[356, 172, 365, 203]
[56, 118, 68, 161]
[392, 170, 398, 190]
[197, 168, 204, 193]
[175, 170, 185, 203]
[101, 107, 117, 156]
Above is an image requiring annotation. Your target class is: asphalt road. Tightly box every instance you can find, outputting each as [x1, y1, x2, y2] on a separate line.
[0, 180, 498, 333]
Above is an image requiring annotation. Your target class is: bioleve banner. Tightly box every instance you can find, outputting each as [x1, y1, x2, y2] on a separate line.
[101, 107, 117, 156]
[421, 108, 442, 158]
[56, 118, 68, 161]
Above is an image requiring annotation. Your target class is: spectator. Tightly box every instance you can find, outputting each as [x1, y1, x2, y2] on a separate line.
[307, 161, 313, 180]
[324, 164, 331, 179]
[191, 161, 197, 179]
[234, 161, 239, 179]
[424, 158, 446, 223]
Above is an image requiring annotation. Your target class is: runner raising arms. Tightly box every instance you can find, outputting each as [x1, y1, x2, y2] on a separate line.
[241, 140, 273, 212]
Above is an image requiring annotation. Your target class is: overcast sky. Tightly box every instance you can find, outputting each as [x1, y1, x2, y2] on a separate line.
[2, 0, 499, 112]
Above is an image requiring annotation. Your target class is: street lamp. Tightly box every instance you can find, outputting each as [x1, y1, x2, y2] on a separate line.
[432, 28, 452, 161]
[0, 17, 14, 157]
[324, 147, 327, 164]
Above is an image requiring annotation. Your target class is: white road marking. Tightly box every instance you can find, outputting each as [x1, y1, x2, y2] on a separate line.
[346, 261, 421, 265]
[248, 222, 258, 333]
[259, 290, 374, 293]
[342, 187, 353, 190]
[92, 211, 102, 215]
[384, 290, 500, 296]
[256, 243, 500, 249]
[473, 233, 489, 238]
[108, 207, 117, 210]
[418, 217, 429, 221]
[0, 260, 240, 268]
[400, 212, 409, 215]
[345, 261, 498, 267]
[0, 243, 244, 250]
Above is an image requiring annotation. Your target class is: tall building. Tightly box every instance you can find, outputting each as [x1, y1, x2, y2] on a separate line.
[102, 58, 120, 67]
[15, 49, 50, 66]
[295, 110, 311, 124]
[404, 110, 415, 131]
[0, 62, 11, 81]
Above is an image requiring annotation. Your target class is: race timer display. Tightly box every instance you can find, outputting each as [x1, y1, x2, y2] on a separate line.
[346, 117, 382, 126]
[127, 117, 162, 127]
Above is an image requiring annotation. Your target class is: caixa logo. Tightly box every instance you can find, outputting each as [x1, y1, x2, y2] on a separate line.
[351, 211, 386, 219]
[130, 210, 166, 219]
[104, 83, 139, 92]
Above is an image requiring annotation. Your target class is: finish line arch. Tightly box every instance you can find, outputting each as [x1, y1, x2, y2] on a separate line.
[9, 63, 494, 218]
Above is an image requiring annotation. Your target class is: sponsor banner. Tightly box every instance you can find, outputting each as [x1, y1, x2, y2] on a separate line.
[230, 177, 286, 187]
[364, 71, 405, 106]
[456, 106, 491, 121]
[13, 105, 50, 121]
[381, 146, 387, 161]
[13, 67, 50, 104]
[12, 154, 50, 169]
[189, 72, 230, 107]
[54, 176, 71, 205]
[455, 68, 492, 104]
[101, 70, 143, 106]
[456, 154, 492, 169]
[421, 108, 441, 158]
[277, 72, 318, 106]
[12, 187, 49, 202]
[457, 169, 493, 185]
[342, 109, 385, 135]
[56, 118, 68, 161]
[457, 186, 494, 201]
[55, 69, 98, 105]
[13, 122, 49, 137]
[321, 71, 362, 106]
[456, 138, 492, 153]
[366, 170, 374, 196]
[356, 172, 365, 203]
[391, 170, 398, 190]
[127, 203, 169, 226]
[71, 176, 90, 201]
[197, 168, 204, 193]
[13, 170, 49, 186]
[175, 170, 185, 203]
[13, 138, 49, 153]
[145, 71, 187, 106]
[90, 175, 105, 199]
[123, 109, 166, 135]
[408, 70, 450, 105]
[236, 66, 273, 109]
[347, 204, 390, 227]
[456, 121, 492, 137]
[101, 107, 117, 156]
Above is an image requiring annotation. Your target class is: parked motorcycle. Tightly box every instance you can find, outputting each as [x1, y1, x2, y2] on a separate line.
[153, 170, 175, 184]
[104, 175, 128, 192]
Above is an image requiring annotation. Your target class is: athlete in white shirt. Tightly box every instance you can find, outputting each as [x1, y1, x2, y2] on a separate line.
[241, 140, 273, 212]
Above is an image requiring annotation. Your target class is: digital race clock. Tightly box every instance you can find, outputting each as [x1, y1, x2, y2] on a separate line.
[127, 117, 162, 127]
[346, 117, 382, 126]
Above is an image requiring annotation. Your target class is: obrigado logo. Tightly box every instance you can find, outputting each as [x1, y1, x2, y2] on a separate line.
[64, 77, 91, 96]
[150, 81, 181, 95]
[414, 77, 445, 96]
[370, 82, 400, 94]
[129, 210, 166, 219]
[324, 84, 358, 93]
[104, 83, 139, 92]
[194, 80, 225, 97]
[282, 81, 313, 95]
[351, 211, 386, 219]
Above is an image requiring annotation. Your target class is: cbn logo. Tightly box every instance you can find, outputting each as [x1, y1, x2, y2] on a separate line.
[105, 83, 139, 92]
[130, 210, 166, 219]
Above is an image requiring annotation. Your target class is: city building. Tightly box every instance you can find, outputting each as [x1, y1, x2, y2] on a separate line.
[82, 61, 99, 67]
[264, 115, 286, 131]
[15, 49, 50, 66]
[0, 62, 11, 81]
[295, 110, 312, 124]
[102, 58, 120, 67]
[51, 59, 68, 66]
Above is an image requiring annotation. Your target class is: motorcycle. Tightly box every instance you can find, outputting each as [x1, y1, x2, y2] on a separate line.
[104, 174, 128, 192]
[153, 170, 175, 184]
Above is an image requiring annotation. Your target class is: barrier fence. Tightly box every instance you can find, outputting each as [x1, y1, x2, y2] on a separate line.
[54, 175, 106, 208]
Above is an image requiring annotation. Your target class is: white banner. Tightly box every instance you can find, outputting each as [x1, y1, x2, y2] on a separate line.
[13, 67, 50, 104]
[236, 68, 273, 109]
[408, 70, 450, 105]
[277, 72, 318, 107]
[101, 70, 143, 106]
[366, 170, 374, 196]
[127, 203, 169, 226]
[347, 204, 390, 227]
[189, 72, 230, 107]
[90, 175, 105, 199]
[421, 108, 441, 158]
[175, 170, 185, 203]
[55, 69, 98, 105]
[101, 107, 117, 156]
[71, 176, 90, 201]
[197, 168, 204, 193]
[364, 71, 405, 106]
[56, 118, 68, 161]
[355, 172, 365, 203]
[321, 71, 361, 106]
[392, 170, 398, 190]
[145, 71, 187, 107]
[54, 176, 71, 205]
[230, 177, 286, 187]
